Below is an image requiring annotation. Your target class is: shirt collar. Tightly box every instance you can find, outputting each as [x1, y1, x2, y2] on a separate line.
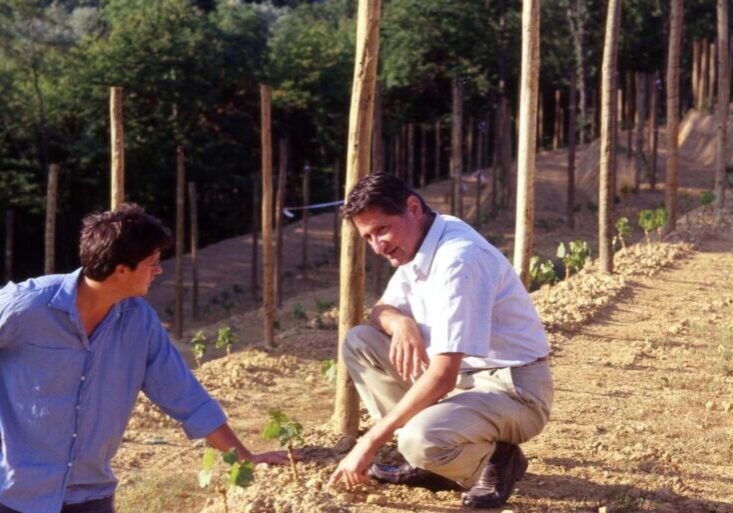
[410, 213, 445, 279]
[48, 268, 84, 313]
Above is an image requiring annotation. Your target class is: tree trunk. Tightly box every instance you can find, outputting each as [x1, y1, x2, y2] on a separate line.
[275, 139, 288, 308]
[715, 0, 729, 209]
[335, 0, 381, 436]
[372, 82, 384, 173]
[174, 148, 185, 339]
[634, 72, 647, 193]
[44, 164, 59, 275]
[599, 0, 622, 274]
[512, 0, 540, 288]
[4, 210, 13, 283]
[649, 73, 659, 191]
[665, 0, 683, 231]
[260, 85, 275, 349]
[567, 68, 577, 229]
[110, 87, 125, 210]
[188, 182, 199, 320]
[451, 78, 464, 218]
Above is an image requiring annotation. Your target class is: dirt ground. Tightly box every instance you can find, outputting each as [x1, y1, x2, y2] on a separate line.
[112, 110, 733, 513]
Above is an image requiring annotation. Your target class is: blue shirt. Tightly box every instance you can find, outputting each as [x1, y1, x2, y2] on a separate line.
[0, 270, 227, 513]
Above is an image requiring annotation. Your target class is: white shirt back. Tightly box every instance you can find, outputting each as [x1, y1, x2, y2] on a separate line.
[380, 214, 549, 369]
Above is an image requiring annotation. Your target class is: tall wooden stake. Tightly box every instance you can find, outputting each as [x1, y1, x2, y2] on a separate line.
[665, 0, 682, 230]
[302, 162, 311, 280]
[599, 0, 622, 274]
[260, 85, 275, 349]
[567, 68, 577, 229]
[692, 40, 701, 109]
[4, 210, 12, 282]
[451, 78, 464, 218]
[553, 89, 562, 150]
[251, 179, 259, 300]
[44, 164, 59, 275]
[174, 147, 185, 339]
[633, 72, 646, 193]
[110, 87, 124, 210]
[434, 120, 441, 181]
[715, 0, 729, 209]
[335, 0, 381, 436]
[407, 124, 415, 186]
[420, 124, 427, 188]
[188, 182, 199, 320]
[649, 73, 659, 190]
[275, 139, 288, 308]
[513, 0, 540, 288]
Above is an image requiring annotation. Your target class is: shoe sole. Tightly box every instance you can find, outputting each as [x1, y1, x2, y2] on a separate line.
[461, 446, 529, 509]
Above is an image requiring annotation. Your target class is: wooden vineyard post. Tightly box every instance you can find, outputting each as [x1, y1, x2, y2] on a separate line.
[692, 40, 700, 109]
[466, 116, 474, 175]
[188, 182, 199, 320]
[334, 0, 381, 436]
[174, 147, 185, 339]
[599, 0, 622, 273]
[633, 72, 646, 193]
[110, 87, 124, 210]
[553, 89, 562, 150]
[715, 0, 729, 209]
[475, 172, 482, 227]
[649, 73, 659, 191]
[301, 161, 311, 280]
[665, 0, 682, 231]
[251, 179, 259, 301]
[334, 159, 341, 256]
[450, 78, 463, 218]
[275, 139, 288, 309]
[260, 85, 275, 349]
[420, 124, 427, 188]
[44, 164, 59, 275]
[708, 42, 716, 111]
[434, 120, 441, 181]
[407, 124, 415, 187]
[567, 68, 577, 230]
[4, 209, 13, 283]
[513, 0, 540, 289]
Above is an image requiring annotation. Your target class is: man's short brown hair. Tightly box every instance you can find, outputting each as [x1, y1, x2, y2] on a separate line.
[80, 203, 173, 281]
[341, 173, 430, 219]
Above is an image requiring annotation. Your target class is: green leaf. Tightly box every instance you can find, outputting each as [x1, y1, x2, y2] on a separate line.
[228, 460, 255, 489]
[222, 448, 239, 465]
[198, 468, 213, 488]
[262, 420, 282, 440]
[202, 448, 218, 472]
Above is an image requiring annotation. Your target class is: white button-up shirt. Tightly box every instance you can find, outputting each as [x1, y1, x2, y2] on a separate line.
[381, 214, 549, 369]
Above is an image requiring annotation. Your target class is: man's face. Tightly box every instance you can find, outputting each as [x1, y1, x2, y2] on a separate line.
[352, 197, 424, 267]
[124, 251, 162, 297]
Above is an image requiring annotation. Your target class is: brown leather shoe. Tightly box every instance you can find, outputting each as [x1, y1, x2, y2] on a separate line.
[461, 443, 528, 508]
[368, 462, 462, 491]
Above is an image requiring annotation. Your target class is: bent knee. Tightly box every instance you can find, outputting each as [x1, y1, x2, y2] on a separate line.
[398, 425, 456, 470]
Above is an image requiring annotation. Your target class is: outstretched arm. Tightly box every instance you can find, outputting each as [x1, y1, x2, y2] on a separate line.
[329, 352, 462, 487]
[205, 423, 291, 465]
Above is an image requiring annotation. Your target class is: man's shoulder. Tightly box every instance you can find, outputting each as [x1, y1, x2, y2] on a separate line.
[0, 274, 68, 312]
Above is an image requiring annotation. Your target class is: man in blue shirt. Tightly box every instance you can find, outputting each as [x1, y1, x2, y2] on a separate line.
[0, 204, 289, 513]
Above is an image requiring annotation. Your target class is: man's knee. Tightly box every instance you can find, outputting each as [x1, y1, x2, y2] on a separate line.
[397, 423, 455, 470]
[343, 325, 386, 361]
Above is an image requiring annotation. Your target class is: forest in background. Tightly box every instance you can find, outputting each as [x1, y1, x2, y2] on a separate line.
[0, 0, 717, 279]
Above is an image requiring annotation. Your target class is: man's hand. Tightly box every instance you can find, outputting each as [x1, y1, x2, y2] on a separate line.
[250, 450, 295, 466]
[390, 317, 429, 381]
[328, 439, 377, 488]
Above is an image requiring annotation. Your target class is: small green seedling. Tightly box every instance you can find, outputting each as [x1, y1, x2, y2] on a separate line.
[292, 302, 307, 321]
[557, 241, 591, 281]
[215, 326, 237, 356]
[191, 330, 207, 367]
[529, 256, 556, 297]
[315, 299, 335, 313]
[700, 190, 715, 214]
[321, 359, 337, 383]
[198, 447, 254, 513]
[262, 410, 304, 482]
[653, 208, 668, 240]
[614, 217, 632, 251]
[638, 209, 655, 244]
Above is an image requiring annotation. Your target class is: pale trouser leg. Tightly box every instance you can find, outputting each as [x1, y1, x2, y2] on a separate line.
[343, 325, 411, 420]
[398, 363, 553, 489]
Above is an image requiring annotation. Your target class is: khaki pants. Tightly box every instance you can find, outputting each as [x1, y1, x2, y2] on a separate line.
[343, 325, 554, 489]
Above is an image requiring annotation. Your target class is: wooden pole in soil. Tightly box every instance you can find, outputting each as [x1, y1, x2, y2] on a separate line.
[701, 40, 710, 110]
[174, 147, 185, 339]
[553, 89, 561, 150]
[715, 0, 729, 210]
[434, 120, 441, 181]
[692, 40, 700, 109]
[110, 87, 124, 210]
[407, 124, 415, 187]
[44, 164, 59, 275]
[649, 73, 659, 191]
[301, 162, 311, 280]
[251, 179, 259, 300]
[334, 0, 381, 436]
[708, 41, 717, 111]
[260, 85, 275, 349]
[633, 72, 647, 193]
[188, 182, 199, 320]
[567, 68, 577, 229]
[451, 78, 463, 218]
[372, 82, 384, 173]
[512, 0, 540, 288]
[420, 124, 427, 188]
[599, 0, 621, 274]
[475, 172, 482, 227]
[625, 72, 633, 158]
[333, 159, 341, 256]
[466, 116, 474, 175]
[538, 94, 544, 148]
[4, 210, 13, 283]
[665, 0, 682, 231]
[275, 139, 288, 309]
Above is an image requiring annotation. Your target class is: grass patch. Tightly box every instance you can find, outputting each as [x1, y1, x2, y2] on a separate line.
[116, 470, 208, 513]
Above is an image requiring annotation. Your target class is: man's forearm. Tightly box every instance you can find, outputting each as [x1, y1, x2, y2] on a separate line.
[205, 423, 252, 461]
[370, 303, 408, 336]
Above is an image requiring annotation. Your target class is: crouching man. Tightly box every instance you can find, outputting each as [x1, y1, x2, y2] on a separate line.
[329, 174, 553, 508]
[0, 204, 289, 513]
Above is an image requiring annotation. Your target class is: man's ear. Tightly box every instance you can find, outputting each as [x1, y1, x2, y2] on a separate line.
[114, 263, 129, 276]
[406, 195, 422, 218]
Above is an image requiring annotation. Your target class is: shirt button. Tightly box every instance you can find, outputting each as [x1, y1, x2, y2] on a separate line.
[72, 433, 78, 438]
[76, 405, 80, 410]
[80, 375, 86, 381]
[67, 462, 72, 467]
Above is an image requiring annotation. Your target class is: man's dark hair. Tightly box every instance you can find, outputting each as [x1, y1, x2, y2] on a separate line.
[341, 173, 430, 219]
[80, 203, 173, 281]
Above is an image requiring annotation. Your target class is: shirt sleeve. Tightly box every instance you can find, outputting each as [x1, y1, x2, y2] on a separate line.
[427, 247, 497, 357]
[142, 316, 227, 439]
[0, 283, 19, 348]
[379, 267, 410, 313]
